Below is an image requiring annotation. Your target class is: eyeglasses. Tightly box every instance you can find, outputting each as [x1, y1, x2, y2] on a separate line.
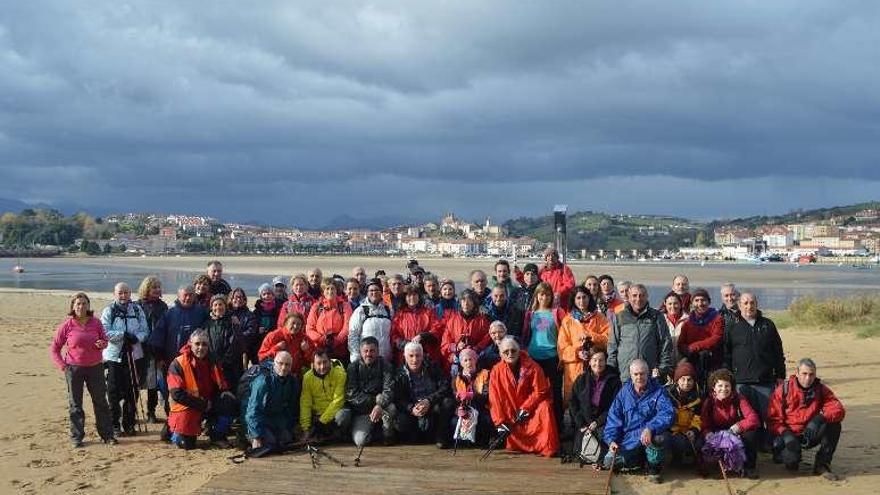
[500, 349, 517, 355]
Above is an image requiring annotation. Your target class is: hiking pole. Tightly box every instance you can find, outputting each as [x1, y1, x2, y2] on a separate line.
[354, 444, 366, 467]
[452, 437, 459, 456]
[718, 460, 735, 495]
[479, 428, 509, 462]
[125, 345, 148, 433]
[604, 449, 617, 495]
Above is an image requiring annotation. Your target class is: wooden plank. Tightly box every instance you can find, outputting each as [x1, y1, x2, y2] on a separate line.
[197, 445, 606, 495]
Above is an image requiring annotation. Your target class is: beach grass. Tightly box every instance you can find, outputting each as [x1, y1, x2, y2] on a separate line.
[779, 295, 880, 337]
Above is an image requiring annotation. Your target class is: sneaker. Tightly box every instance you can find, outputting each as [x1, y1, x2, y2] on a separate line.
[72, 440, 84, 449]
[813, 464, 840, 481]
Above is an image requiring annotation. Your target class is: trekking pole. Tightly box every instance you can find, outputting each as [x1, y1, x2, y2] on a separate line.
[125, 346, 148, 433]
[604, 449, 617, 495]
[307, 445, 319, 469]
[452, 437, 459, 456]
[718, 460, 735, 495]
[354, 444, 366, 467]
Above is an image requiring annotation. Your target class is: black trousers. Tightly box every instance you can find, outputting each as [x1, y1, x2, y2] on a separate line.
[395, 398, 455, 444]
[535, 356, 564, 435]
[777, 422, 842, 469]
[105, 360, 138, 431]
[65, 364, 114, 442]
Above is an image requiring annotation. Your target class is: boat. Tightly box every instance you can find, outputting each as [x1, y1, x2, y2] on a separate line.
[12, 264, 24, 273]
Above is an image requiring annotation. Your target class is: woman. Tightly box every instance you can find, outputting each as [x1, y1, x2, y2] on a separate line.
[451, 348, 492, 446]
[228, 287, 257, 366]
[434, 279, 459, 323]
[305, 277, 351, 362]
[523, 282, 566, 430]
[700, 368, 761, 479]
[205, 295, 243, 388]
[345, 278, 362, 311]
[276, 274, 315, 329]
[597, 275, 624, 319]
[488, 336, 559, 457]
[440, 289, 491, 374]
[390, 285, 443, 366]
[662, 292, 689, 365]
[193, 274, 212, 308]
[666, 361, 703, 468]
[569, 349, 621, 467]
[49, 292, 115, 447]
[253, 284, 281, 353]
[582, 275, 601, 302]
[258, 313, 312, 374]
[136, 276, 168, 423]
[558, 286, 610, 407]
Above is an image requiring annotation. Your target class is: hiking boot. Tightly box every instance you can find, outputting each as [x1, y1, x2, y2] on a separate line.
[813, 464, 840, 481]
[647, 472, 662, 484]
[147, 411, 159, 424]
[113, 426, 123, 438]
[744, 467, 760, 479]
[72, 439, 84, 449]
[103, 437, 118, 445]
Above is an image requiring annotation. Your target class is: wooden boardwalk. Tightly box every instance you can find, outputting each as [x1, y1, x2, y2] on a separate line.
[197, 444, 607, 494]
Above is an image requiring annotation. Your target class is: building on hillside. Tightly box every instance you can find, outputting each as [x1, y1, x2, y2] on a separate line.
[714, 227, 752, 246]
[435, 239, 486, 256]
[761, 226, 793, 248]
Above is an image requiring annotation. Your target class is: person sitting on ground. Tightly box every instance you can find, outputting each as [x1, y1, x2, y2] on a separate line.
[166, 329, 236, 450]
[539, 246, 576, 310]
[700, 368, 761, 479]
[392, 342, 455, 448]
[558, 286, 611, 408]
[477, 321, 507, 370]
[276, 274, 316, 330]
[665, 361, 703, 470]
[603, 359, 674, 484]
[343, 337, 397, 448]
[245, 351, 300, 454]
[307, 268, 323, 300]
[434, 279, 459, 322]
[662, 292, 689, 364]
[193, 274, 213, 309]
[441, 289, 491, 374]
[677, 288, 723, 391]
[607, 284, 673, 382]
[101, 282, 150, 437]
[348, 278, 393, 363]
[484, 284, 524, 342]
[767, 358, 846, 480]
[569, 349, 621, 467]
[300, 350, 348, 443]
[306, 277, 351, 363]
[451, 348, 493, 447]
[206, 260, 231, 296]
[390, 285, 443, 366]
[489, 336, 560, 457]
[50, 292, 116, 447]
[228, 287, 257, 367]
[205, 294, 244, 389]
[258, 313, 311, 373]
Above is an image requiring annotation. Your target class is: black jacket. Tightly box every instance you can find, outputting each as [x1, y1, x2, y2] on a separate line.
[393, 361, 451, 413]
[723, 311, 785, 384]
[345, 358, 395, 415]
[569, 369, 621, 429]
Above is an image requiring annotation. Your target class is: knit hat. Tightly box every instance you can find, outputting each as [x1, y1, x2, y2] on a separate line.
[258, 283, 273, 295]
[365, 278, 383, 291]
[674, 361, 696, 382]
[523, 263, 539, 275]
[692, 288, 710, 303]
[458, 348, 478, 364]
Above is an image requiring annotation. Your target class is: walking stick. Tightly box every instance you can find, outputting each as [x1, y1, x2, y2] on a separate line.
[718, 460, 735, 495]
[604, 449, 617, 495]
[354, 444, 366, 467]
[125, 346, 148, 433]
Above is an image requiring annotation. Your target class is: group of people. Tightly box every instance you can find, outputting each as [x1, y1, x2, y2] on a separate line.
[50, 252, 846, 484]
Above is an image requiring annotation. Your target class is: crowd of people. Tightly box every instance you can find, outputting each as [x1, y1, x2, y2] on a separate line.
[49, 251, 846, 484]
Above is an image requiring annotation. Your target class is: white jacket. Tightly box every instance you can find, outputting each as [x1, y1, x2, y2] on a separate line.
[100, 302, 149, 363]
[348, 300, 392, 362]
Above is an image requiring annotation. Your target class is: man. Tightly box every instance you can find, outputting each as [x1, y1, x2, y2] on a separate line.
[384, 274, 407, 315]
[607, 284, 673, 382]
[719, 282, 740, 329]
[660, 275, 690, 312]
[676, 288, 723, 389]
[538, 246, 576, 311]
[723, 293, 785, 432]
[616, 280, 632, 302]
[393, 342, 454, 448]
[478, 321, 507, 370]
[768, 358, 845, 480]
[272, 276, 288, 303]
[484, 285, 524, 341]
[100, 282, 149, 436]
[603, 360, 675, 484]
[307, 268, 323, 300]
[343, 337, 397, 447]
[207, 260, 231, 296]
[410, 265, 426, 293]
[352, 266, 368, 297]
[167, 329, 235, 449]
[423, 274, 441, 309]
[300, 350, 348, 441]
[514, 263, 541, 311]
[491, 260, 521, 306]
[245, 351, 300, 454]
[348, 279, 393, 363]
[469, 270, 491, 306]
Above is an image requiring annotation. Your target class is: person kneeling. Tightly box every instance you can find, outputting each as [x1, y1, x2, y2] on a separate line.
[768, 358, 845, 480]
[666, 361, 704, 471]
[701, 368, 761, 479]
[167, 329, 236, 449]
[393, 342, 455, 448]
[244, 351, 300, 455]
[300, 350, 349, 443]
[602, 359, 674, 484]
[343, 337, 397, 448]
[452, 348, 493, 447]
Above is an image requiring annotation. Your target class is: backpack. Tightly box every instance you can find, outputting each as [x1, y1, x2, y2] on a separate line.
[237, 360, 273, 409]
[363, 304, 391, 321]
[781, 377, 822, 411]
[578, 431, 602, 463]
[110, 303, 141, 329]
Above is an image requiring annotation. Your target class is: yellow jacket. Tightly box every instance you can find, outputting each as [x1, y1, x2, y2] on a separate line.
[300, 359, 347, 431]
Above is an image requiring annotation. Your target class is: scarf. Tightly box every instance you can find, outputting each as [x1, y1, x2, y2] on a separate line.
[691, 307, 718, 327]
[667, 311, 683, 326]
[259, 298, 276, 312]
[571, 308, 595, 324]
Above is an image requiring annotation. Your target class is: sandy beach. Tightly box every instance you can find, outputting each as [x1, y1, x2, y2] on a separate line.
[1, 289, 878, 494]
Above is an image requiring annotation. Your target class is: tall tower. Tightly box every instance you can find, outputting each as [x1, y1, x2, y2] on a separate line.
[554, 205, 568, 263]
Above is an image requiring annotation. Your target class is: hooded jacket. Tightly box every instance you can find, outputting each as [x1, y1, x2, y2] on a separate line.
[348, 299, 393, 363]
[390, 305, 443, 365]
[276, 292, 315, 330]
[700, 391, 760, 435]
[306, 297, 351, 361]
[767, 375, 846, 436]
[603, 378, 675, 450]
[245, 368, 300, 440]
[539, 263, 576, 311]
[167, 343, 228, 436]
[441, 311, 491, 368]
[149, 300, 208, 362]
[558, 310, 611, 405]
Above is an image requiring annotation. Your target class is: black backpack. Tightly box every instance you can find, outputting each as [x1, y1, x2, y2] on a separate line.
[237, 360, 273, 409]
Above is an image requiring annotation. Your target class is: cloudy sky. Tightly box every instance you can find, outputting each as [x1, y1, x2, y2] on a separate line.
[2, 1, 879, 227]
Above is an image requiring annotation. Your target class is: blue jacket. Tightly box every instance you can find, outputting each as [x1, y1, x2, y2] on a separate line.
[100, 301, 149, 363]
[148, 300, 208, 361]
[603, 378, 674, 450]
[245, 369, 300, 440]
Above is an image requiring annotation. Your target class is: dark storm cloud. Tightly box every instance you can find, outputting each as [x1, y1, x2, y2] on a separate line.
[1, 1, 878, 223]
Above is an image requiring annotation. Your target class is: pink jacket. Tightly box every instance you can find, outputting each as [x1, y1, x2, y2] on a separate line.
[49, 317, 108, 370]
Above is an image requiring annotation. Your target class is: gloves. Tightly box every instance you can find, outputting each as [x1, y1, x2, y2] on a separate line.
[802, 415, 825, 447]
[455, 389, 474, 403]
[514, 409, 530, 423]
[496, 424, 511, 436]
[124, 333, 139, 346]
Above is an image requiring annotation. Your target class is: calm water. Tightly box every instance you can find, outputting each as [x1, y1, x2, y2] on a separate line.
[1, 257, 877, 309]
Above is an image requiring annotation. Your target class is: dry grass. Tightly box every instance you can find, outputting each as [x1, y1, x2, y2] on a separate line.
[781, 295, 880, 338]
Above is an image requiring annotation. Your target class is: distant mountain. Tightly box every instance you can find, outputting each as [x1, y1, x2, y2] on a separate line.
[0, 198, 30, 214]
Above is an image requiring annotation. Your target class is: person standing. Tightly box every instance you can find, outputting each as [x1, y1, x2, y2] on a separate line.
[136, 276, 168, 423]
[207, 260, 231, 296]
[607, 284, 673, 382]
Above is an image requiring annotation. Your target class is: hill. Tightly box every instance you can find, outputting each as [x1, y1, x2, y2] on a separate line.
[708, 201, 880, 231]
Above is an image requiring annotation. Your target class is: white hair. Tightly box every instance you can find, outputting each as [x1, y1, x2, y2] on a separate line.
[629, 359, 649, 374]
[404, 341, 424, 355]
[499, 336, 520, 352]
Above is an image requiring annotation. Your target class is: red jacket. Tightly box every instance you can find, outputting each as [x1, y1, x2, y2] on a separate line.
[539, 263, 576, 311]
[390, 306, 444, 365]
[276, 292, 316, 330]
[167, 343, 227, 436]
[257, 328, 312, 374]
[305, 296, 351, 361]
[700, 392, 760, 436]
[440, 311, 491, 368]
[677, 308, 724, 367]
[767, 375, 846, 436]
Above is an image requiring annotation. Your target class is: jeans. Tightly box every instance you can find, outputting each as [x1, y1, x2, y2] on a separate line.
[603, 434, 667, 472]
[65, 364, 114, 442]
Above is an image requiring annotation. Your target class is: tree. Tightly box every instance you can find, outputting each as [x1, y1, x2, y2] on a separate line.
[102, 243, 112, 254]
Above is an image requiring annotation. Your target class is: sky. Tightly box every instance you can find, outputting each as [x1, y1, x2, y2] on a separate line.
[1, 1, 879, 228]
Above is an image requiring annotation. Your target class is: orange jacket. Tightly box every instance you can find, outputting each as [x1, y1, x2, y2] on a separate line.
[390, 305, 444, 365]
[306, 297, 351, 360]
[440, 311, 491, 368]
[539, 263, 576, 311]
[557, 311, 610, 406]
[167, 343, 227, 436]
